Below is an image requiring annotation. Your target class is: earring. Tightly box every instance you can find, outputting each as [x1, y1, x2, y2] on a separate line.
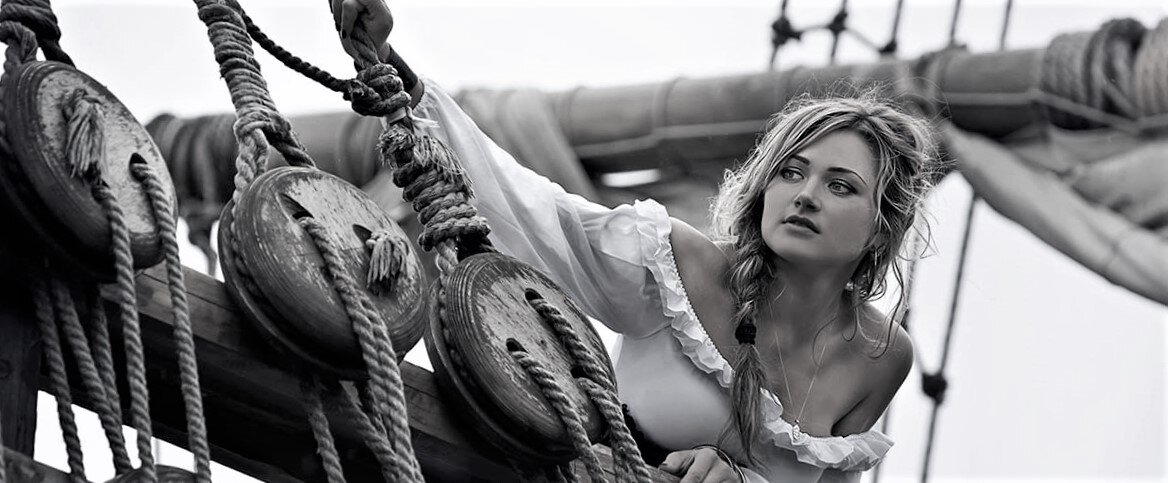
[844, 280, 856, 292]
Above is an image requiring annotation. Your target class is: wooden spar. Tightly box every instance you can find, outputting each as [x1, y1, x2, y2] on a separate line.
[29, 264, 679, 482]
[150, 47, 1047, 209]
[546, 49, 1044, 173]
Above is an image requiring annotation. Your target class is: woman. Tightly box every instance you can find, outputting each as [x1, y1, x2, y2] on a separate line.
[333, 2, 940, 481]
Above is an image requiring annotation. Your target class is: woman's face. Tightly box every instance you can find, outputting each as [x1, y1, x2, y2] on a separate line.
[760, 129, 880, 270]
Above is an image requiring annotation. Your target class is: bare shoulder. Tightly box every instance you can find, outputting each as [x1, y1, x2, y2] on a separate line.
[668, 219, 735, 336]
[857, 304, 914, 390]
[668, 218, 732, 273]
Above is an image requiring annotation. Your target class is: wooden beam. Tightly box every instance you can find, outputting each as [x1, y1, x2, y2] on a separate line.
[2, 446, 84, 483]
[0, 264, 40, 457]
[114, 265, 678, 482]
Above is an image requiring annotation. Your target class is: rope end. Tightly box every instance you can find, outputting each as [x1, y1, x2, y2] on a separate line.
[366, 230, 404, 294]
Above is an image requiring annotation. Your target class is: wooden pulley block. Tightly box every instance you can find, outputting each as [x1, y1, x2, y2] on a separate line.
[0, 61, 172, 280]
[219, 166, 426, 380]
[104, 465, 199, 482]
[425, 252, 613, 463]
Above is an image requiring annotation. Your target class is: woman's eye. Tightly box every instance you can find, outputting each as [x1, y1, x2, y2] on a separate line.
[829, 181, 855, 195]
[780, 168, 803, 181]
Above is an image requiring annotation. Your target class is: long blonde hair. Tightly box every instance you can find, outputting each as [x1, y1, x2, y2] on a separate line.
[709, 92, 941, 460]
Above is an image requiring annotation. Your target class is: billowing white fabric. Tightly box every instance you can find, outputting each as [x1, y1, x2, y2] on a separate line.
[414, 79, 894, 482]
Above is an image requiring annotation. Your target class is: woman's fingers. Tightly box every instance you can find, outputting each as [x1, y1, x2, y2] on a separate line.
[659, 450, 695, 476]
[678, 450, 716, 483]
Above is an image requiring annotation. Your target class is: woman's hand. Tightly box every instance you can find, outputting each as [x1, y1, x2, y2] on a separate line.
[329, 0, 393, 60]
[659, 448, 743, 483]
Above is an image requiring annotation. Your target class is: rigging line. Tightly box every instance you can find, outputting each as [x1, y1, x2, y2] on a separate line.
[828, 0, 849, 64]
[999, 0, 1014, 51]
[947, 0, 964, 46]
[880, 0, 907, 56]
[768, 0, 797, 70]
[920, 193, 978, 483]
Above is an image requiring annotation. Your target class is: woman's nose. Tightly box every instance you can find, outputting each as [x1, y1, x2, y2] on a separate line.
[794, 189, 820, 211]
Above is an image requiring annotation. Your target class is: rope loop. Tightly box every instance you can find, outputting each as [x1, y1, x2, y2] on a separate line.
[0, 0, 70, 64]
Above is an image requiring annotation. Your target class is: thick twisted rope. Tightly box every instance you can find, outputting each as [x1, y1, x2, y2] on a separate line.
[1038, 18, 1168, 131]
[295, 215, 423, 482]
[508, 348, 604, 482]
[528, 296, 651, 483]
[333, 386, 405, 482]
[131, 161, 213, 483]
[301, 377, 347, 483]
[49, 278, 134, 474]
[1134, 19, 1168, 118]
[0, 0, 71, 65]
[92, 180, 156, 481]
[193, 0, 314, 207]
[31, 275, 86, 480]
[85, 287, 124, 435]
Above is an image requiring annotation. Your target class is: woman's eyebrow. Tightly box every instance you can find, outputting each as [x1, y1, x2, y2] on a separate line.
[792, 154, 869, 186]
[828, 167, 868, 186]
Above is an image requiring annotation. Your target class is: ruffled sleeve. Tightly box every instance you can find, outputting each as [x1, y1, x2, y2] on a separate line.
[412, 79, 672, 338]
[639, 219, 894, 472]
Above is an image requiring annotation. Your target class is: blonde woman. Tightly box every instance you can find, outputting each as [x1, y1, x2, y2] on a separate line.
[334, 2, 940, 481]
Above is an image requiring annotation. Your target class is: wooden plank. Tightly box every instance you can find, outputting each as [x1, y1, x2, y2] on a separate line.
[119, 265, 678, 482]
[0, 265, 40, 456]
[2, 446, 84, 483]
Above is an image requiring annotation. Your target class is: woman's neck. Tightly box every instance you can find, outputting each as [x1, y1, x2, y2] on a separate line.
[759, 262, 855, 345]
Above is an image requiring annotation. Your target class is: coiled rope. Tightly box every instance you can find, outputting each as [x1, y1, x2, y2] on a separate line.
[193, 2, 424, 480]
[1039, 17, 1168, 132]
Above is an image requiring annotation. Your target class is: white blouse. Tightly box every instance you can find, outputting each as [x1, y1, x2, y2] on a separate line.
[413, 79, 893, 483]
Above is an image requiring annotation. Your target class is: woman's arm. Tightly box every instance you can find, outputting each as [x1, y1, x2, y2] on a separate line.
[409, 80, 672, 338]
[333, 0, 672, 338]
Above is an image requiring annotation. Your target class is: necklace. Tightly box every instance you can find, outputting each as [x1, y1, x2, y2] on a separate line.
[775, 327, 831, 436]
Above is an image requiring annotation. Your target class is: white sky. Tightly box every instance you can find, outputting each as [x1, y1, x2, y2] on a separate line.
[24, 1, 1168, 482]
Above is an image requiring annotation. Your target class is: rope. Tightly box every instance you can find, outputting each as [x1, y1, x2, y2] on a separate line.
[878, 0, 905, 56]
[1133, 19, 1168, 118]
[946, 0, 963, 47]
[32, 275, 86, 481]
[295, 214, 423, 482]
[767, 0, 800, 70]
[827, 0, 848, 64]
[84, 287, 125, 450]
[508, 346, 605, 482]
[50, 278, 134, 474]
[301, 377, 347, 483]
[194, 0, 314, 207]
[332, 385, 405, 482]
[527, 295, 650, 482]
[0, 0, 72, 65]
[919, 194, 977, 483]
[365, 229, 406, 294]
[131, 160, 213, 483]
[92, 179, 157, 481]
